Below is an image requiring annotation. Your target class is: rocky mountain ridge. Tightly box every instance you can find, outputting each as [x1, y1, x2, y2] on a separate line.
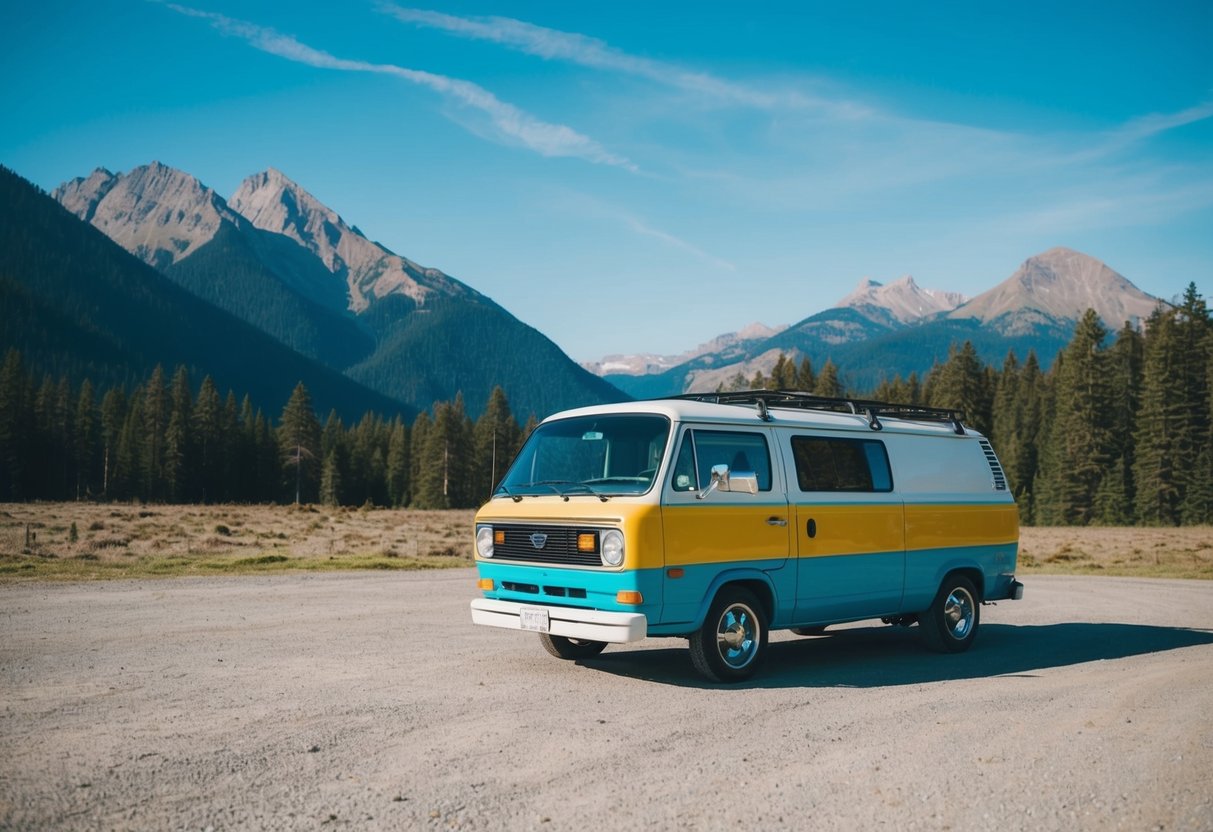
[600, 248, 1165, 397]
[52, 162, 623, 418]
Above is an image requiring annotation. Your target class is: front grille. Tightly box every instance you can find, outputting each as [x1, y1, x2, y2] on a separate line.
[491, 523, 606, 567]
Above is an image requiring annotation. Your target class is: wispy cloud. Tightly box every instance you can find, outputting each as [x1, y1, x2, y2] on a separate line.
[1106, 100, 1213, 145]
[376, 3, 867, 117]
[622, 215, 736, 272]
[163, 3, 634, 170]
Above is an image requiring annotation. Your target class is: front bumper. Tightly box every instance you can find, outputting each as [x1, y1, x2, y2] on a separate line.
[470, 599, 647, 643]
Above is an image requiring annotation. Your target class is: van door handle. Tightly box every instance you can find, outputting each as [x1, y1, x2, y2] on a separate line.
[806, 518, 817, 538]
[766, 517, 787, 526]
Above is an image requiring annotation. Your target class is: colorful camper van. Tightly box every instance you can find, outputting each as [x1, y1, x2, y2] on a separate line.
[470, 391, 1022, 682]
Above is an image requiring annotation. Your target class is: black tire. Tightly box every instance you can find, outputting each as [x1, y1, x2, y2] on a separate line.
[689, 587, 768, 682]
[919, 575, 980, 653]
[538, 633, 608, 660]
[790, 625, 828, 636]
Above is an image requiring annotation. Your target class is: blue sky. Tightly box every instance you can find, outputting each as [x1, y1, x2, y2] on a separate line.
[3, 1, 1211, 362]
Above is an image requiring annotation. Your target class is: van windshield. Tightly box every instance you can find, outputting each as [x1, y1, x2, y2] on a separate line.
[498, 414, 671, 497]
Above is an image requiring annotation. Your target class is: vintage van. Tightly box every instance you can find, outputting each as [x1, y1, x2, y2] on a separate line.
[469, 391, 1022, 682]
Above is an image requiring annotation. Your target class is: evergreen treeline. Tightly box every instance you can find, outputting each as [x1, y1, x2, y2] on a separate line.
[724, 284, 1213, 526]
[2, 285, 1209, 524]
[0, 352, 528, 509]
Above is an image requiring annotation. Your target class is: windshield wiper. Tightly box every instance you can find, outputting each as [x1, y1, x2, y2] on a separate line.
[495, 484, 523, 503]
[530, 480, 609, 502]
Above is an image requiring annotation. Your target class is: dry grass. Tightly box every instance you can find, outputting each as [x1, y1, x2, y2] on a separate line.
[0, 503, 475, 581]
[1018, 525, 1213, 580]
[1, 503, 1210, 582]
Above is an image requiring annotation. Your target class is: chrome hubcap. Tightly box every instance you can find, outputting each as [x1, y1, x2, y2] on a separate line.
[715, 603, 759, 669]
[943, 587, 975, 639]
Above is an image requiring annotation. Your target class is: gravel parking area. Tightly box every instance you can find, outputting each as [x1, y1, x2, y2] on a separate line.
[2, 572, 1211, 830]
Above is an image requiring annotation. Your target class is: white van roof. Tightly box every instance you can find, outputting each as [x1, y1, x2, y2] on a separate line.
[547, 391, 979, 439]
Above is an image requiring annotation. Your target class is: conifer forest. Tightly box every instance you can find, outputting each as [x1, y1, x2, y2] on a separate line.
[1, 285, 1209, 525]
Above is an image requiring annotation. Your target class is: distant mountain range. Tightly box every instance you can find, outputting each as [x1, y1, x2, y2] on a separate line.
[598, 248, 1163, 397]
[3, 156, 1169, 420]
[49, 162, 624, 419]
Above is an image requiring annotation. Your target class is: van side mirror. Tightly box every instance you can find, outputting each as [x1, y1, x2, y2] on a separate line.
[696, 464, 759, 500]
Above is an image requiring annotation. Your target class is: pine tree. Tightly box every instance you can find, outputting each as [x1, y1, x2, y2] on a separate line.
[278, 382, 321, 504]
[116, 389, 144, 501]
[0, 350, 31, 500]
[141, 366, 169, 500]
[814, 360, 842, 398]
[386, 419, 409, 507]
[99, 388, 126, 500]
[193, 377, 223, 503]
[320, 448, 343, 507]
[164, 366, 193, 502]
[770, 354, 797, 390]
[1133, 307, 1182, 525]
[73, 380, 97, 500]
[1047, 310, 1114, 525]
[1031, 354, 1061, 525]
[927, 342, 991, 434]
[1175, 284, 1212, 523]
[1099, 323, 1144, 523]
[796, 357, 816, 392]
[473, 387, 521, 502]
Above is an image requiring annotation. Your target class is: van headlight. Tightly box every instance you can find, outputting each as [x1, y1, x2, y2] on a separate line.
[475, 524, 494, 558]
[601, 529, 624, 567]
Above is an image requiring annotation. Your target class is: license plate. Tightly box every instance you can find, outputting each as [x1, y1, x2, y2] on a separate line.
[519, 607, 550, 633]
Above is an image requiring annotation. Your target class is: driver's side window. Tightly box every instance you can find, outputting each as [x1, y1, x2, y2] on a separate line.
[670, 429, 772, 492]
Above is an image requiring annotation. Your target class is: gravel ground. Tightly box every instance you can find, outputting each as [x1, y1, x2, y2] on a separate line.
[2, 571, 1211, 831]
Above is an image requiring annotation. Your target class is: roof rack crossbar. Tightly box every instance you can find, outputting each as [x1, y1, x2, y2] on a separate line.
[663, 389, 966, 433]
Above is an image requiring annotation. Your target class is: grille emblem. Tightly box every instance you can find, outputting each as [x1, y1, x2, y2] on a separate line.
[529, 533, 548, 549]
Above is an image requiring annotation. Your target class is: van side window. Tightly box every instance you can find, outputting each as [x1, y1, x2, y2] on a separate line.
[791, 436, 892, 492]
[673, 429, 773, 492]
[671, 432, 698, 491]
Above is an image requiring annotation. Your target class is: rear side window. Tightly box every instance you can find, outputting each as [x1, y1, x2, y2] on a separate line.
[671, 429, 773, 492]
[791, 436, 892, 492]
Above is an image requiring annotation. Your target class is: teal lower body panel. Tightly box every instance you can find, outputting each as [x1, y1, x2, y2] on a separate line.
[475, 561, 664, 621]
[793, 549, 904, 624]
[903, 542, 1019, 611]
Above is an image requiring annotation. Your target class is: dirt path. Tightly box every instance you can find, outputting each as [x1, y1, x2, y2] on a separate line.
[2, 572, 1211, 830]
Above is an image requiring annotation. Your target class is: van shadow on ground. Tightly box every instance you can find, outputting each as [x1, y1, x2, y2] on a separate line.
[580, 622, 1213, 689]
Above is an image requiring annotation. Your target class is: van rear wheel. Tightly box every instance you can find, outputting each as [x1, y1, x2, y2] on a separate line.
[689, 587, 768, 682]
[539, 633, 607, 660]
[919, 575, 980, 653]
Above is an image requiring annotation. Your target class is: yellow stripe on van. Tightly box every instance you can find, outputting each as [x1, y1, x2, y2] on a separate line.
[662, 503, 790, 567]
[905, 503, 1019, 551]
[794, 503, 904, 558]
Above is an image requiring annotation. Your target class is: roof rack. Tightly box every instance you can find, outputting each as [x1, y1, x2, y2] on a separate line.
[663, 389, 967, 435]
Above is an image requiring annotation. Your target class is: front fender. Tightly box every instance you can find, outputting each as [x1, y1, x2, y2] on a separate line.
[688, 567, 781, 632]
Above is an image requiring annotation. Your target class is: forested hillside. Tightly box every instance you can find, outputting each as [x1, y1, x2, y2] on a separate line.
[1, 283, 1208, 524]
[0, 165, 403, 421]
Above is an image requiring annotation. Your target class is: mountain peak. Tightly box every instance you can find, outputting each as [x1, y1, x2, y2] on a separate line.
[949, 247, 1160, 333]
[836, 274, 966, 325]
[230, 169, 475, 311]
[52, 161, 235, 269]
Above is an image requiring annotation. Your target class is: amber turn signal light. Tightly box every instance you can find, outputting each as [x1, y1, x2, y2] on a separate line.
[616, 590, 644, 605]
[477, 578, 494, 591]
[577, 532, 598, 553]
[493, 530, 505, 545]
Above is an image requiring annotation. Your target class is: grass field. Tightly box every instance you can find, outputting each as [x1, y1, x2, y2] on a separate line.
[0, 502, 1209, 581]
[0, 503, 476, 581]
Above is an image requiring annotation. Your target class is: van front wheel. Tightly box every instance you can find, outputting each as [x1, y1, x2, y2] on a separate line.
[689, 587, 768, 682]
[539, 633, 607, 660]
[919, 576, 980, 653]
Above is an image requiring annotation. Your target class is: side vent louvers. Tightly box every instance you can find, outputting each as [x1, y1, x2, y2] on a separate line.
[978, 439, 1008, 491]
